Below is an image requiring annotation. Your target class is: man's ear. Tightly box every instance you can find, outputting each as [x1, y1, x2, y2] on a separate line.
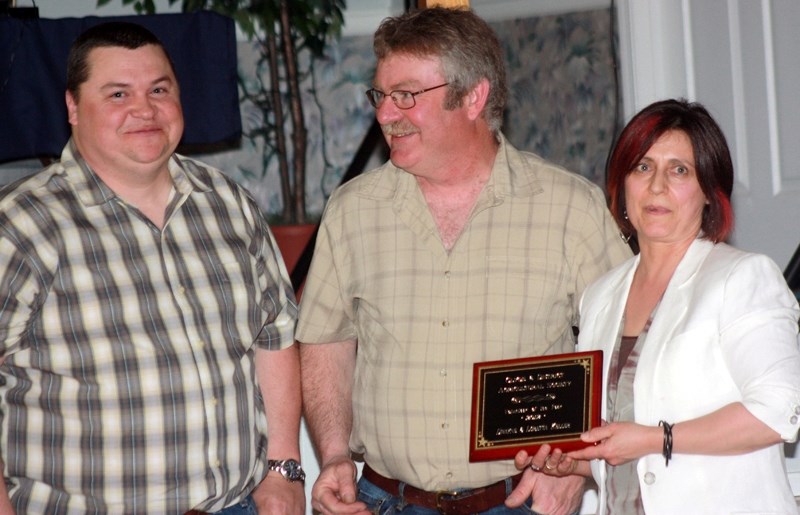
[465, 78, 490, 121]
[66, 91, 78, 126]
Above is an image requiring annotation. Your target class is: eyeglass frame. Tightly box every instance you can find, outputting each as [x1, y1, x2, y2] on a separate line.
[365, 83, 450, 110]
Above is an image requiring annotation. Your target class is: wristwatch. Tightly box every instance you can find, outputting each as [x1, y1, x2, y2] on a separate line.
[267, 459, 306, 483]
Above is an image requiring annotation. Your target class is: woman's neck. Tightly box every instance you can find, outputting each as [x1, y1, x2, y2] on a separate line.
[623, 236, 697, 336]
[635, 235, 697, 284]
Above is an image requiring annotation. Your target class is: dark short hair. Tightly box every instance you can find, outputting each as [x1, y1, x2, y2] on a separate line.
[373, 7, 507, 134]
[66, 21, 176, 102]
[606, 98, 734, 243]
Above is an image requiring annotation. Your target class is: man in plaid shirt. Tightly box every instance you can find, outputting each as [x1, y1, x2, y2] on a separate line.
[0, 22, 304, 514]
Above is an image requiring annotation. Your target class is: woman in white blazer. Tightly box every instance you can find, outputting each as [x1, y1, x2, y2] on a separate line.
[520, 99, 800, 514]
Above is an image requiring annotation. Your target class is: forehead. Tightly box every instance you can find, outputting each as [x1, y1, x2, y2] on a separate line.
[84, 44, 175, 80]
[375, 53, 443, 87]
[647, 130, 694, 158]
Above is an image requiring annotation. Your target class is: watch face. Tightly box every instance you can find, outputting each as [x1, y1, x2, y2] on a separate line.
[283, 459, 305, 481]
[271, 459, 306, 482]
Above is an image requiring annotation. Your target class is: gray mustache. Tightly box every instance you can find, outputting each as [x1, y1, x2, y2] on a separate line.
[381, 124, 418, 136]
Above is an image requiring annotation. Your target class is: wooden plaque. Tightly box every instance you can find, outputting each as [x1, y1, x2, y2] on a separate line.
[469, 350, 603, 462]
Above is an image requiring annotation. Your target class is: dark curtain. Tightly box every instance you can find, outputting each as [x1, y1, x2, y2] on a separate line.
[0, 11, 241, 163]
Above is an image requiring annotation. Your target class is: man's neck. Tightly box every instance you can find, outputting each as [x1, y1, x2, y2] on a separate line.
[93, 162, 175, 229]
[416, 137, 498, 250]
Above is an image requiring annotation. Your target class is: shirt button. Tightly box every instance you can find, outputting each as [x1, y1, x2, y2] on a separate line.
[440, 369, 447, 376]
[442, 320, 449, 327]
[791, 415, 798, 425]
[446, 472, 453, 479]
[794, 406, 800, 415]
[643, 472, 655, 485]
[444, 271, 451, 278]
[441, 422, 449, 429]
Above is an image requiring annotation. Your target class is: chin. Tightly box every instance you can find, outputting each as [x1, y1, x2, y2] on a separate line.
[389, 152, 412, 170]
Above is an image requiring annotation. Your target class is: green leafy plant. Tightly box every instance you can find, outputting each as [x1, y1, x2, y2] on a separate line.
[97, 0, 346, 224]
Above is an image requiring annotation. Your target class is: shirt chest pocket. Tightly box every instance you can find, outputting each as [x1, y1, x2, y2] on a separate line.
[481, 255, 570, 347]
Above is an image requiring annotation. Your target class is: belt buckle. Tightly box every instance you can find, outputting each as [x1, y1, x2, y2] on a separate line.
[435, 489, 460, 514]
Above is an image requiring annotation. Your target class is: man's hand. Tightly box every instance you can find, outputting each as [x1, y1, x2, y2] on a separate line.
[310, 456, 370, 515]
[506, 446, 585, 515]
[252, 473, 305, 515]
[0, 457, 15, 515]
[523, 445, 582, 478]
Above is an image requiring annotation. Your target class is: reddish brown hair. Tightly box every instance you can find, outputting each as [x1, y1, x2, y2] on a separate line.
[607, 98, 734, 243]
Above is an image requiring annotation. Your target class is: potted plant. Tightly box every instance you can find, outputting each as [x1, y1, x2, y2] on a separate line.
[98, 0, 346, 283]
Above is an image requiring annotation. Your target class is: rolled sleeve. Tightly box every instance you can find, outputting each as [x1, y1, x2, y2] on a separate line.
[720, 254, 800, 441]
[296, 194, 357, 345]
[254, 226, 298, 351]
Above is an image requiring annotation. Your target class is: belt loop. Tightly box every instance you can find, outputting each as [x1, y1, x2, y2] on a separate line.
[504, 475, 514, 496]
[397, 481, 408, 511]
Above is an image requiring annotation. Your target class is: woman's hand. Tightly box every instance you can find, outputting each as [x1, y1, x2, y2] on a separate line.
[568, 421, 661, 466]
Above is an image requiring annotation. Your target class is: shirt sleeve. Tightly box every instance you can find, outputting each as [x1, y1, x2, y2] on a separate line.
[252, 210, 298, 351]
[0, 231, 45, 359]
[720, 253, 800, 441]
[295, 193, 357, 345]
[569, 181, 632, 306]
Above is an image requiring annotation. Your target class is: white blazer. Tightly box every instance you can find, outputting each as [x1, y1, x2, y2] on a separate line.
[578, 238, 800, 514]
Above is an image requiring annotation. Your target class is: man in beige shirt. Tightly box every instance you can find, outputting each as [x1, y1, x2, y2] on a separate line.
[298, 7, 631, 515]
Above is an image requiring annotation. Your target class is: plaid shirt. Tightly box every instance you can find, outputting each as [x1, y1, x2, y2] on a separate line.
[0, 140, 297, 514]
[297, 135, 631, 490]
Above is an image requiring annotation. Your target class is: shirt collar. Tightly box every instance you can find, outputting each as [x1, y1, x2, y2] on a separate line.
[60, 139, 210, 208]
[488, 133, 545, 199]
[352, 132, 545, 202]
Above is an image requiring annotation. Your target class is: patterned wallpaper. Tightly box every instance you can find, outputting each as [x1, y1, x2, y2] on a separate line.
[501, 10, 618, 187]
[193, 8, 618, 221]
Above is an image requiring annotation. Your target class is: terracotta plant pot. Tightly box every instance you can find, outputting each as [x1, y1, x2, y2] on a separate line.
[271, 223, 317, 299]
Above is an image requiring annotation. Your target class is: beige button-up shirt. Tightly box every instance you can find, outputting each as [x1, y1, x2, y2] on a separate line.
[297, 135, 631, 490]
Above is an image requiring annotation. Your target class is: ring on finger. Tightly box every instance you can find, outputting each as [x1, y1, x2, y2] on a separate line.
[530, 463, 541, 472]
[544, 456, 556, 470]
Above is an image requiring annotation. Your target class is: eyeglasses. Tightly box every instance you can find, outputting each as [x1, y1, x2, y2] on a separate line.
[365, 83, 449, 110]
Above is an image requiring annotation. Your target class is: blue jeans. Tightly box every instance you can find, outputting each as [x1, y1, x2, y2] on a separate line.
[210, 495, 257, 515]
[357, 475, 537, 514]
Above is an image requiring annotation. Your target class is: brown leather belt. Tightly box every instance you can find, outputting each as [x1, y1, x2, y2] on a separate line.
[362, 463, 522, 514]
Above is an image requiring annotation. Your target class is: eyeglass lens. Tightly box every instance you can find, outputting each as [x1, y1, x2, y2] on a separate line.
[365, 83, 449, 110]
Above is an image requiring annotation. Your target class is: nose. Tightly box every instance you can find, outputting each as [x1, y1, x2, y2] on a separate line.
[648, 169, 667, 194]
[131, 94, 156, 119]
[375, 98, 402, 125]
